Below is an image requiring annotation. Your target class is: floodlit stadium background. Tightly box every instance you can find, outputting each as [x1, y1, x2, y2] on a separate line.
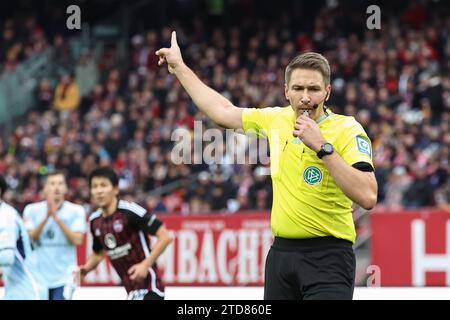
[1, 0, 449, 299]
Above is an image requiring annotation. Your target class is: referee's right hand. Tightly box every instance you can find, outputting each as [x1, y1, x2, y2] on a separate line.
[156, 31, 184, 75]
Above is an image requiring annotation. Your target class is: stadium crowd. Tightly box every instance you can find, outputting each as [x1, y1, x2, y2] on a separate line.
[0, 1, 449, 216]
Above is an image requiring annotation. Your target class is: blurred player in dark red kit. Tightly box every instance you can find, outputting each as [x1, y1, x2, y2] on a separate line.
[79, 167, 173, 300]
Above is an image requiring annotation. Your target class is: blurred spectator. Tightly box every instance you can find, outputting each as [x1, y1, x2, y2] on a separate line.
[382, 167, 412, 210]
[53, 73, 80, 112]
[402, 166, 434, 208]
[248, 166, 272, 210]
[75, 49, 99, 98]
[145, 195, 168, 213]
[35, 79, 53, 113]
[52, 34, 71, 69]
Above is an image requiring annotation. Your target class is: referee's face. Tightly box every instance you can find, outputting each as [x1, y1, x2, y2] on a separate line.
[285, 68, 331, 119]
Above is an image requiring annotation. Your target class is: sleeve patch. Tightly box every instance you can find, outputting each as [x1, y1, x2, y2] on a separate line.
[356, 136, 372, 157]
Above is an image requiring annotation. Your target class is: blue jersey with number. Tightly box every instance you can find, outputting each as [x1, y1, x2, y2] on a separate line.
[23, 200, 86, 288]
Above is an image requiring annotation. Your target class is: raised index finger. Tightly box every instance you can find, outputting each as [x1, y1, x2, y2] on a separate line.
[171, 31, 178, 47]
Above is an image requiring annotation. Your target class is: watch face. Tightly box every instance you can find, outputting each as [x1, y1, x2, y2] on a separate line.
[324, 143, 333, 153]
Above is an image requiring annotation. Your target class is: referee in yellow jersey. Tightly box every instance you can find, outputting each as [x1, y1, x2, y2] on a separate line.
[157, 32, 378, 300]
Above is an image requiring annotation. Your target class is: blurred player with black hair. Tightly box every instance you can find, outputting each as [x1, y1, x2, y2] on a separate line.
[80, 167, 173, 300]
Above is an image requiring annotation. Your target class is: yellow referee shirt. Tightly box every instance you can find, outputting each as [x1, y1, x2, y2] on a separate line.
[242, 106, 374, 244]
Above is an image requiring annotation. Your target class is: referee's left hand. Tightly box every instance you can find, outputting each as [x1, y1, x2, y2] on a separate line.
[293, 115, 327, 153]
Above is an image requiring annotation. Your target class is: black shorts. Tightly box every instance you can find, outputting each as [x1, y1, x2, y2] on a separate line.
[264, 236, 355, 300]
[144, 291, 164, 300]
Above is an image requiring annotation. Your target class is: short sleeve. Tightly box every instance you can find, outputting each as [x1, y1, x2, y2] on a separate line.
[22, 205, 35, 231]
[242, 107, 281, 139]
[90, 222, 103, 253]
[339, 120, 374, 169]
[127, 210, 163, 236]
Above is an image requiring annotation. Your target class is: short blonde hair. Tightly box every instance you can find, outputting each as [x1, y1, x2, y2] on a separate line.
[285, 52, 331, 86]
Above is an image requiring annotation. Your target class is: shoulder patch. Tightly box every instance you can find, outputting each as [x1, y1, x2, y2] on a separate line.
[356, 136, 372, 157]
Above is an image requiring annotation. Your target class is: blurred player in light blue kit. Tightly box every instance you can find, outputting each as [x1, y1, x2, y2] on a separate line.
[23, 171, 86, 300]
[0, 175, 47, 300]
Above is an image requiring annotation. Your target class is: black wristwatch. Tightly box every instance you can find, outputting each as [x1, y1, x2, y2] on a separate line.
[317, 143, 334, 159]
